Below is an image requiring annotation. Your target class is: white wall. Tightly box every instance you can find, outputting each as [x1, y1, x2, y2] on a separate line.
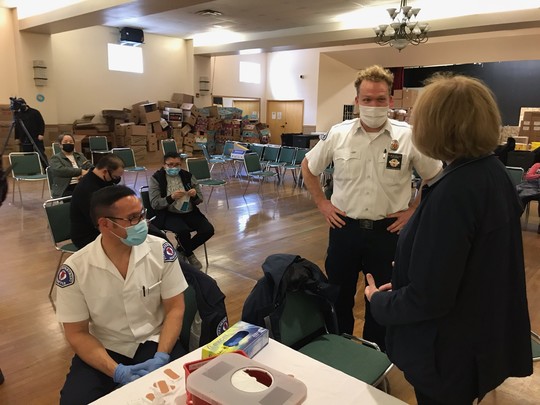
[4, 9, 540, 131]
[266, 49, 320, 127]
[194, 54, 212, 107]
[51, 26, 192, 123]
[0, 8, 19, 103]
[211, 53, 267, 119]
[317, 54, 357, 132]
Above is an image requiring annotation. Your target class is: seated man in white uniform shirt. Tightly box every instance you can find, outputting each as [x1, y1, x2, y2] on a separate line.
[56, 185, 188, 404]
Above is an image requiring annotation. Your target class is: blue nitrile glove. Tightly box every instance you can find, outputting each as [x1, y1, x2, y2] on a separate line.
[113, 363, 141, 385]
[131, 352, 170, 377]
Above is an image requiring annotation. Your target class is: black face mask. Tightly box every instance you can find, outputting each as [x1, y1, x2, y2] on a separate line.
[107, 170, 122, 185]
[62, 144, 75, 153]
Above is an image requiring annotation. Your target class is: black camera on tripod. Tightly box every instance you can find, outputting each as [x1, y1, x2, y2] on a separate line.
[9, 97, 27, 113]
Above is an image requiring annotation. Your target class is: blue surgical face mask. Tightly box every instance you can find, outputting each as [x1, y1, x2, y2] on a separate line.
[165, 167, 180, 176]
[108, 219, 148, 246]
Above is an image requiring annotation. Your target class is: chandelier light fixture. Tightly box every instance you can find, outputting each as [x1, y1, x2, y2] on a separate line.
[373, 0, 430, 51]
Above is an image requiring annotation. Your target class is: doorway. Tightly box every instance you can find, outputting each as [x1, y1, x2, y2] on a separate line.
[232, 99, 260, 120]
[212, 96, 261, 120]
[266, 100, 304, 144]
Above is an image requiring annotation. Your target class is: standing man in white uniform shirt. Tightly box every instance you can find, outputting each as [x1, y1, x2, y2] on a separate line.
[56, 185, 188, 404]
[301, 65, 442, 351]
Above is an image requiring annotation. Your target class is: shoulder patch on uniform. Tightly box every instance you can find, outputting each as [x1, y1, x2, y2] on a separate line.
[56, 264, 75, 288]
[320, 132, 328, 141]
[162, 242, 178, 262]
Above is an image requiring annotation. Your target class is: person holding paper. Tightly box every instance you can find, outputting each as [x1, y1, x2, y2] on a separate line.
[149, 152, 214, 269]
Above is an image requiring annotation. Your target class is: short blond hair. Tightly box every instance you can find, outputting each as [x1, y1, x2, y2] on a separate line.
[412, 74, 501, 161]
[354, 65, 394, 94]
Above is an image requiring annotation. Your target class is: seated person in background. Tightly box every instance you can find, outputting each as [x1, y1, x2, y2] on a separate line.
[493, 136, 515, 165]
[57, 185, 187, 404]
[70, 154, 125, 248]
[49, 133, 93, 198]
[516, 162, 540, 233]
[149, 152, 214, 270]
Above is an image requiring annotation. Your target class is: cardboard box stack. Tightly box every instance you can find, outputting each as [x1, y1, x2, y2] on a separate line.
[72, 114, 114, 151]
[519, 111, 540, 142]
[0, 104, 16, 166]
[402, 88, 418, 109]
[194, 106, 270, 154]
[390, 88, 415, 122]
[393, 89, 403, 109]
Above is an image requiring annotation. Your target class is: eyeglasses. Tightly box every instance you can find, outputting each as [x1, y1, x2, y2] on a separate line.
[106, 208, 147, 226]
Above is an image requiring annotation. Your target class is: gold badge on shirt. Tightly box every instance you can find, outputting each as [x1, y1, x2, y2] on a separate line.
[386, 153, 403, 170]
[390, 139, 399, 151]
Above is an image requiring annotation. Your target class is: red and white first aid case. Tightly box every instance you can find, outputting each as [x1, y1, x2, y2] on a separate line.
[91, 339, 407, 405]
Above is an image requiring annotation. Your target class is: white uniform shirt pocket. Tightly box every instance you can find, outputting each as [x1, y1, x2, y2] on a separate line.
[334, 150, 363, 180]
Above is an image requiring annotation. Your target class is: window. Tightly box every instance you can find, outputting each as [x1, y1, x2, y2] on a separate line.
[343, 105, 355, 121]
[239, 61, 260, 84]
[107, 44, 143, 73]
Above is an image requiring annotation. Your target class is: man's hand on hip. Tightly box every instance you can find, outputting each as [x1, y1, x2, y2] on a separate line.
[386, 206, 415, 233]
[317, 199, 346, 229]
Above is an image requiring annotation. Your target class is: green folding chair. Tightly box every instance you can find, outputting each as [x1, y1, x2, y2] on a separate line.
[88, 136, 111, 164]
[8, 152, 47, 205]
[112, 147, 148, 189]
[242, 152, 278, 196]
[279, 290, 393, 392]
[186, 158, 229, 209]
[532, 331, 540, 362]
[52, 143, 62, 155]
[161, 139, 188, 159]
[260, 144, 280, 169]
[139, 185, 209, 270]
[267, 145, 296, 183]
[283, 147, 308, 186]
[198, 143, 229, 178]
[505, 166, 524, 187]
[45, 166, 54, 198]
[43, 196, 79, 298]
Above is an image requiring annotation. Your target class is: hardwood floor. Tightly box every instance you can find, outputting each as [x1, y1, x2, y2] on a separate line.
[0, 158, 539, 404]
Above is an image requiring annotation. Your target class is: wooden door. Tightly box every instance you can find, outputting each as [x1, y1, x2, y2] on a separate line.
[266, 100, 304, 144]
[233, 99, 261, 120]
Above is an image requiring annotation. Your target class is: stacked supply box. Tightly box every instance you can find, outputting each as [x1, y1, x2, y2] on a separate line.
[139, 102, 161, 124]
[520, 111, 540, 142]
[201, 321, 269, 359]
[0, 105, 16, 158]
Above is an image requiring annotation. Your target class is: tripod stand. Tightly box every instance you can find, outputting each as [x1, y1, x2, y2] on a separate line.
[0, 115, 49, 207]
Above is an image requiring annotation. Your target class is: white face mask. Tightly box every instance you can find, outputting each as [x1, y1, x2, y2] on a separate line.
[359, 106, 389, 129]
